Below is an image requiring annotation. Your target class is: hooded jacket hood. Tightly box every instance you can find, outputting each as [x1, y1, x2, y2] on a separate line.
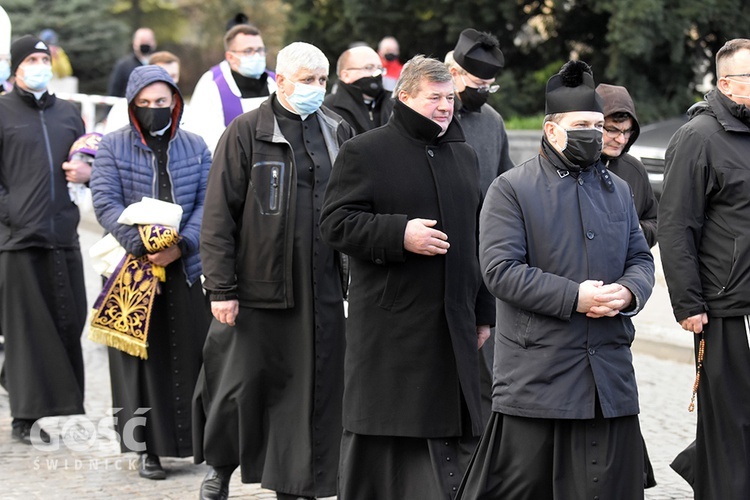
[596, 83, 640, 155]
[125, 65, 184, 141]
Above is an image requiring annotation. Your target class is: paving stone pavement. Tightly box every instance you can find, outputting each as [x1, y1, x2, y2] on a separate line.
[0, 208, 699, 499]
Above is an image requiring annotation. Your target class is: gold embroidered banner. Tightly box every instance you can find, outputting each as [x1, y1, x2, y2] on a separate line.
[88, 225, 179, 359]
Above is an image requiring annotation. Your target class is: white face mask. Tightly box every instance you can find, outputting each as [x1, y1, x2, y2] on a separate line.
[21, 64, 53, 91]
[238, 54, 266, 79]
[286, 81, 326, 115]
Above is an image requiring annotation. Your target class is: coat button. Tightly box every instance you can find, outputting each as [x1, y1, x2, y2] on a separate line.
[578, 177, 584, 185]
[586, 230, 595, 239]
[374, 258, 383, 264]
[427, 149, 434, 157]
[588, 348, 596, 355]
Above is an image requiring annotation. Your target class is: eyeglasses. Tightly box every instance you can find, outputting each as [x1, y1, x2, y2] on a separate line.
[603, 125, 634, 139]
[345, 64, 385, 75]
[460, 74, 499, 94]
[723, 73, 750, 78]
[230, 47, 266, 57]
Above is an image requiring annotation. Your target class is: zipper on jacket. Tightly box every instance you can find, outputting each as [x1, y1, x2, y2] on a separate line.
[39, 109, 56, 238]
[269, 166, 280, 212]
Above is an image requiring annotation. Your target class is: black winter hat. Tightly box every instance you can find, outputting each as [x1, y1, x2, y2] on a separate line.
[545, 60, 603, 115]
[452, 29, 504, 79]
[10, 35, 50, 76]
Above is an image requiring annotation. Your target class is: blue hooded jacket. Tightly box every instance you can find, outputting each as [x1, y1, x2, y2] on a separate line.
[90, 65, 211, 284]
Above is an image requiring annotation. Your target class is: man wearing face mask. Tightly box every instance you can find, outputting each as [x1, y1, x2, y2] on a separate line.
[324, 45, 394, 134]
[107, 27, 157, 98]
[190, 24, 277, 153]
[194, 41, 353, 500]
[446, 29, 514, 194]
[659, 38, 750, 500]
[456, 60, 654, 499]
[377, 36, 403, 91]
[0, 34, 92, 444]
[90, 65, 211, 480]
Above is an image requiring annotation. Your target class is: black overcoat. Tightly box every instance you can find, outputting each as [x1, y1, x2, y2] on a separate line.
[320, 101, 495, 438]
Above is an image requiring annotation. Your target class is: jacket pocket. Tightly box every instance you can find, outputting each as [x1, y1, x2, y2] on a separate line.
[378, 266, 402, 310]
[513, 310, 533, 348]
[250, 161, 285, 215]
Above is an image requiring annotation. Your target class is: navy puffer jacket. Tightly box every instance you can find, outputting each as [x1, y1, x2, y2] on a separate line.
[90, 65, 211, 284]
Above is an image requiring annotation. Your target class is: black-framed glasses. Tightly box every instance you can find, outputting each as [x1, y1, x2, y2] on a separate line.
[230, 48, 266, 57]
[345, 64, 385, 75]
[603, 125, 634, 139]
[724, 73, 750, 78]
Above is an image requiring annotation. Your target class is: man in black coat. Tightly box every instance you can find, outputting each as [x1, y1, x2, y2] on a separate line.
[596, 83, 658, 247]
[659, 38, 750, 500]
[323, 45, 394, 134]
[320, 55, 494, 499]
[0, 35, 91, 444]
[107, 28, 156, 97]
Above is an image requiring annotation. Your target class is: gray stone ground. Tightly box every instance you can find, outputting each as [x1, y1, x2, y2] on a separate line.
[0, 207, 698, 499]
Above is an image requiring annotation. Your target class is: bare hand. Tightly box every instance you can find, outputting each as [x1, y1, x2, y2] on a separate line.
[477, 325, 491, 349]
[147, 245, 182, 267]
[576, 280, 604, 313]
[680, 313, 708, 334]
[62, 159, 92, 184]
[211, 299, 239, 326]
[404, 218, 449, 256]
[577, 281, 632, 318]
[587, 283, 633, 318]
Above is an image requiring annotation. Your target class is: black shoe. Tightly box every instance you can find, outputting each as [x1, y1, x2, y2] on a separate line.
[11, 420, 50, 445]
[199, 467, 230, 500]
[138, 453, 166, 480]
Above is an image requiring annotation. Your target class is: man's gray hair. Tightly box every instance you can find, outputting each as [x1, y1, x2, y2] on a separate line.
[394, 55, 453, 97]
[276, 42, 329, 78]
[444, 50, 463, 72]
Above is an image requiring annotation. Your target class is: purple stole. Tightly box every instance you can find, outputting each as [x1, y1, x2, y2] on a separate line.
[211, 64, 244, 127]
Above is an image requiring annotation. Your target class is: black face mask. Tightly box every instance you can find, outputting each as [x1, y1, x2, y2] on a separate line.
[384, 52, 398, 62]
[350, 75, 385, 98]
[139, 44, 153, 55]
[458, 86, 489, 112]
[562, 128, 603, 167]
[134, 106, 172, 133]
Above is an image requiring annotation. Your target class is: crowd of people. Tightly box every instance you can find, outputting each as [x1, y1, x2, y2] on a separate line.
[2, 9, 750, 500]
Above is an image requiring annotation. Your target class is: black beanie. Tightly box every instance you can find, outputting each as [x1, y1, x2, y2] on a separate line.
[545, 60, 603, 115]
[452, 29, 504, 80]
[10, 35, 50, 76]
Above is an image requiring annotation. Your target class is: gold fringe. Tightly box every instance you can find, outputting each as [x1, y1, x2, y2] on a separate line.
[88, 319, 149, 360]
[152, 264, 166, 282]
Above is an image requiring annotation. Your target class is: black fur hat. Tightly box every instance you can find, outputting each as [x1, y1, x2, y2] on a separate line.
[545, 60, 603, 115]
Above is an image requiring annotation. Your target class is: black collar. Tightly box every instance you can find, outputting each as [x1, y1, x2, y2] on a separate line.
[390, 99, 465, 145]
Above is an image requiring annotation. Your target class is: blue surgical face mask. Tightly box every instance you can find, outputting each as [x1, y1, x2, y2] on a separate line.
[286, 81, 326, 116]
[0, 60, 10, 85]
[21, 63, 53, 91]
[238, 54, 266, 79]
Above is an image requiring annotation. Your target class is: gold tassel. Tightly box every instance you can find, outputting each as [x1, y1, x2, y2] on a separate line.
[152, 264, 166, 282]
